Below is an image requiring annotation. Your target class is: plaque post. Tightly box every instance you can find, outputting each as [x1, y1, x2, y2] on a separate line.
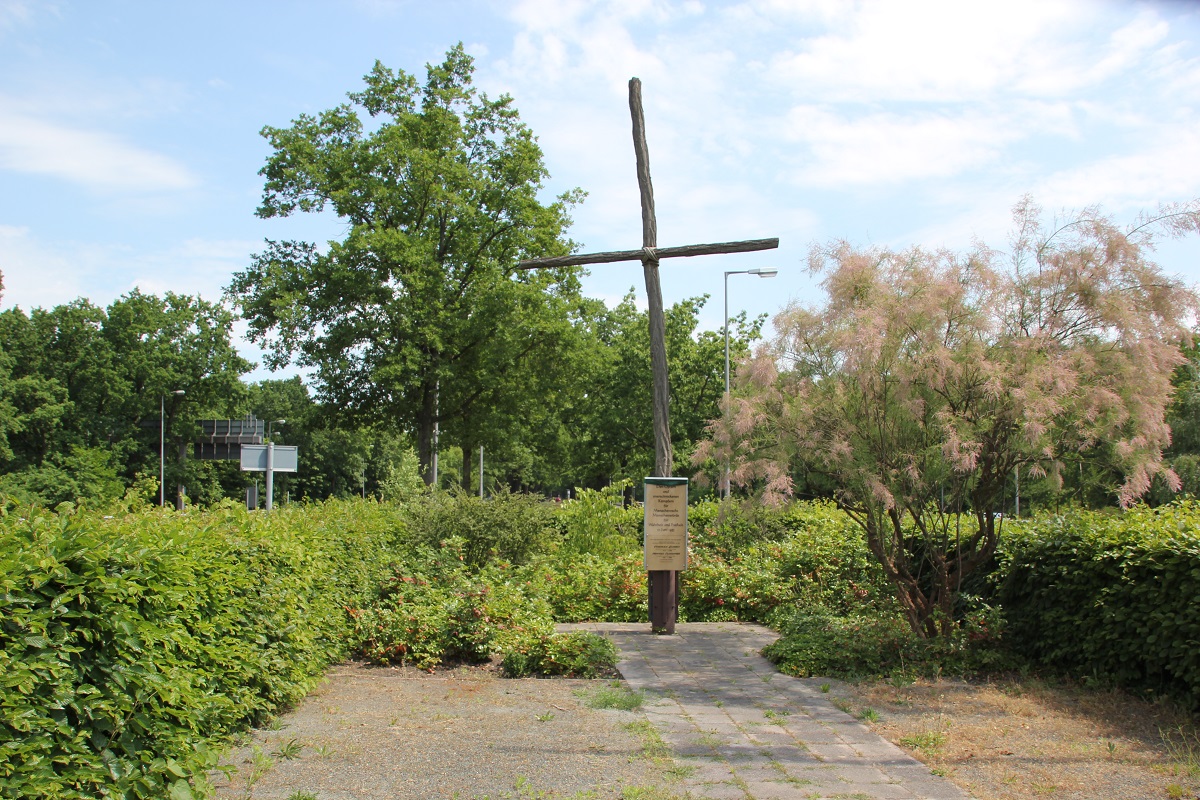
[644, 477, 688, 634]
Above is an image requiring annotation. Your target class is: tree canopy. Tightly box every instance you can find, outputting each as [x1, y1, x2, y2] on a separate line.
[228, 45, 583, 483]
[0, 289, 251, 506]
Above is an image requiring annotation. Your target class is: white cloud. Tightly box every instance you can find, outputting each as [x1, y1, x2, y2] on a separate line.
[763, 0, 1169, 103]
[0, 227, 254, 313]
[780, 106, 1029, 186]
[0, 105, 197, 191]
[0, 0, 37, 31]
[1034, 123, 1200, 212]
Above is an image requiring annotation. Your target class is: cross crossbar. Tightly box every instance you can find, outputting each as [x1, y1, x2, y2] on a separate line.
[516, 237, 779, 270]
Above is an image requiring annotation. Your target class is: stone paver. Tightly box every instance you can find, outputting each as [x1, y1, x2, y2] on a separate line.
[560, 622, 970, 800]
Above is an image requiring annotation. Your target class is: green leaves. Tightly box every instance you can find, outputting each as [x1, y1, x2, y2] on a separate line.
[0, 498, 404, 798]
[233, 45, 582, 483]
[999, 503, 1200, 708]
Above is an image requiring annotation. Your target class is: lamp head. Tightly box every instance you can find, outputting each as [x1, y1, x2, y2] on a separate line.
[748, 268, 778, 278]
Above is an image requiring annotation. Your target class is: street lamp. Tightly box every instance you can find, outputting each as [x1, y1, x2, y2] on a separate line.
[160, 390, 185, 507]
[723, 267, 778, 499]
[267, 419, 286, 441]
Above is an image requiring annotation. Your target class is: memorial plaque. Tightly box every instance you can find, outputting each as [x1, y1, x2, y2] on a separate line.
[643, 477, 688, 571]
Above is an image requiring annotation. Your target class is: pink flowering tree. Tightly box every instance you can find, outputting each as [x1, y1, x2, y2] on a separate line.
[697, 198, 1200, 637]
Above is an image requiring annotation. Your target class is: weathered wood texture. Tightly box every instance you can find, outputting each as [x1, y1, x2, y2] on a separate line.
[632, 77, 676, 635]
[514, 238, 780, 270]
[630, 78, 672, 483]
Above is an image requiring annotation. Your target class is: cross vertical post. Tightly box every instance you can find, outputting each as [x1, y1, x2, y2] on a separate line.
[629, 78, 677, 634]
[515, 79, 779, 637]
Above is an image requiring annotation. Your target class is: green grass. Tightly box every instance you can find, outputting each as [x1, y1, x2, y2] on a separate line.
[898, 731, 947, 751]
[622, 720, 672, 760]
[1162, 725, 1200, 777]
[581, 682, 645, 711]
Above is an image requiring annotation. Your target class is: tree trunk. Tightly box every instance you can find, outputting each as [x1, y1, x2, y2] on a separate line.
[462, 437, 474, 493]
[417, 382, 436, 486]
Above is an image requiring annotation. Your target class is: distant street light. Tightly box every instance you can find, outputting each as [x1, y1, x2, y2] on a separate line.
[160, 390, 186, 507]
[723, 267, 779, 499]
[268, 419, 286, 441]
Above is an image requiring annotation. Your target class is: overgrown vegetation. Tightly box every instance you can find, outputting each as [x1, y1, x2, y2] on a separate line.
[0, 497, 404, 800]
[999, 502, 1200, 707]
[5, 482, 1200, 798]
[705, 199, 1200, 638]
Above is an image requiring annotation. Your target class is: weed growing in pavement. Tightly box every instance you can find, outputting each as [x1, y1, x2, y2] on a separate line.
[241, 747, 276, 797]
[535, 711, 555, 722]
[272, 738, 303, 760]
[286, 793, 318, 800]
[898, 731, 947, 751]
[582, 683, 645, 711]
[621, 787, 692, 799]
[857, 707, 880, 723]
[622, 720, 672, 760]
[820, 683, 831, 693]
[1162, 724, 1200, 777]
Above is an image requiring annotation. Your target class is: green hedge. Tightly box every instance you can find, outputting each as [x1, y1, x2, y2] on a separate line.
[999, 503, 1200, 707]
[0, 498, 404, 800]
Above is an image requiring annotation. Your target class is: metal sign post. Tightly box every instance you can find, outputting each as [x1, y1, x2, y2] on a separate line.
[240, 444, 298, 511]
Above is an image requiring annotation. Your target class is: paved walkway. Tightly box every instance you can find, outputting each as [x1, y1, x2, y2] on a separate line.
[560, 622, 970, 800]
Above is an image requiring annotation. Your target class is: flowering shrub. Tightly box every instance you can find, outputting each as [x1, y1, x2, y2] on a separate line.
[348, 538, 556, 670]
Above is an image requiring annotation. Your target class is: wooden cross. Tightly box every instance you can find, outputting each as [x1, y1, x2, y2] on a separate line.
[517, 78, 779, 633]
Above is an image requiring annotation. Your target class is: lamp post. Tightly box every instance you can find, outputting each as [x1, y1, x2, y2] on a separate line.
[266, 419, 285, 511]
[160, 389, 185, 507]
[723, 267, 778, 499]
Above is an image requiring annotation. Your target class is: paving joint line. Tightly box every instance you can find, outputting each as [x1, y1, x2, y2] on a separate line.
[560, 621, 971, 800]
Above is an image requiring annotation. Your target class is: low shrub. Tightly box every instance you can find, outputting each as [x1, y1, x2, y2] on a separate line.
[555, 481, 642, 559]
[0, 498, 403, 800]
[348, 538, 555, 670]
[764, 604, 1015, 680]
[521, 551, 646, 623]
[998, 503, 1200, 707]
[501, 631, 618, 678]
[400, 488, 557, 567]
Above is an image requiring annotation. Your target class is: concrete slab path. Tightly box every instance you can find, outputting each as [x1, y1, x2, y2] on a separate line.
[560, 622, 971, 800]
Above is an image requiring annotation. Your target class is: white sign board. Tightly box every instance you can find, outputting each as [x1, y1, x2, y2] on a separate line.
[643, 477, 688, 571]
[240, 445, 299, 473]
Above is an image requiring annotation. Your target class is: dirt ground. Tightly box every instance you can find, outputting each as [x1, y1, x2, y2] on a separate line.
[211, 661, 684, 800]
[838, 676, 1200, 800]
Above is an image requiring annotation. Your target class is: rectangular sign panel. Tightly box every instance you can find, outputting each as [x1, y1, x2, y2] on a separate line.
[643, 477, 688, 571]
[240, 445, 299, 473]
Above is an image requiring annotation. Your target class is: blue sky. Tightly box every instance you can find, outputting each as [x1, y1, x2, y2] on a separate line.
[3, 0, 1200, 380]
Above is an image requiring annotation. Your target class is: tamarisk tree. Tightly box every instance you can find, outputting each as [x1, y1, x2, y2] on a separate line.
[700, 198, 1200, 637]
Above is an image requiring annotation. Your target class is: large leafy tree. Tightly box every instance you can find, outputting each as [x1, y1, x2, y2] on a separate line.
[567, 292, 762, 489]
[0, 290, 250, 505]
[703, 198, 1200, 637]
[229, 46, 582, 483]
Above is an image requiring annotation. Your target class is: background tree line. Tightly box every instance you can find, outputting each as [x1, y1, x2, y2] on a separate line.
[0, 271, 759, 506]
